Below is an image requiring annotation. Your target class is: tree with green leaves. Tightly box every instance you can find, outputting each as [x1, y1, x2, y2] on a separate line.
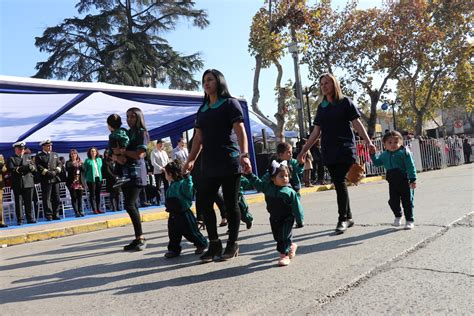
[34, 0, 209, 90]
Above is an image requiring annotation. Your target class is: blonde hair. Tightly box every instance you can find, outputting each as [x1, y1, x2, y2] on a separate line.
[318, 73, 344, 103]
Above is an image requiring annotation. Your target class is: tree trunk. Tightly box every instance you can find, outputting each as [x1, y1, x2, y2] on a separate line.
[251, 54, 277, 130]
[274, 60, 286, 142]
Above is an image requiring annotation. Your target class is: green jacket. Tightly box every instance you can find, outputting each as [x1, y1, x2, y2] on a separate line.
[166, 175, 194, 211]
[84, 157, 103, 183]
[370, 146, 417, 183]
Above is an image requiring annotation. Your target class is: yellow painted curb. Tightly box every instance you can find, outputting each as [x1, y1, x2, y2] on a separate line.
[27, 229, 68, 242]
[107, 217, 133, 228]
[0, 234, 26, 246]
[142, 211, 169, 222]
[69, 222, 108, 235]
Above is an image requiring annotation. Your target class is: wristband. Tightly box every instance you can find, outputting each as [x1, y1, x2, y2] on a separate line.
[240, 152, 249, 158]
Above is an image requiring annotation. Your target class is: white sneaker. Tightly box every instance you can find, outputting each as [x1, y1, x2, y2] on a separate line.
[405, 221, 414, 230]
[393, 217, 402, 227]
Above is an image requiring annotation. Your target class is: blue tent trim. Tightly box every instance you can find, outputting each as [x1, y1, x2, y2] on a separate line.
[0, 77, 257, 173]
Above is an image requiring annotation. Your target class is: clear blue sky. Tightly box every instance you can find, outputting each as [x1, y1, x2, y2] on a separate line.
[0, 0, 381, 120]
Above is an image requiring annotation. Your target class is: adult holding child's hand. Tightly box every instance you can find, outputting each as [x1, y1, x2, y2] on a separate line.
[297, 73, 373, 235]
[183, 69, 251, 263]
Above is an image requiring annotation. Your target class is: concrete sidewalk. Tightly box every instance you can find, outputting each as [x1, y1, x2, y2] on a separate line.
[0, 176, 384, 246]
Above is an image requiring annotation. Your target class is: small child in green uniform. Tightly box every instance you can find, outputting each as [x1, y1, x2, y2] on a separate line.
[369, 131, 417, 229]
[107, 114, 131, 188]
[246, 159, 301, 267]
[163, 160, 208, 258]
[276, 142, 305, 228]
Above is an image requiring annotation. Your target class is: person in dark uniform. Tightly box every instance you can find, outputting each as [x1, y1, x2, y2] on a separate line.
[35, 138, 62, 221]
[182, 69, 252, 262]
[245, 159, 301, 266]
[297, 73, 374, 234]
[0, 154, 8, 228]
[163, 160, 208, 258]
[7, 141, 36, 225]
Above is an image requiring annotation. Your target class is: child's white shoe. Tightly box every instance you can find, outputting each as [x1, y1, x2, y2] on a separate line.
[278, 254, 291, 266]
[393, 217, 402, 227]
[405, 221, 414, 230]
[289, 243, 298, 259]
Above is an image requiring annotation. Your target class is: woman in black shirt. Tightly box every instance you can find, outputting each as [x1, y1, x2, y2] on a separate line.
[183, 69, 252, 262]
[298, 73, 374, 234]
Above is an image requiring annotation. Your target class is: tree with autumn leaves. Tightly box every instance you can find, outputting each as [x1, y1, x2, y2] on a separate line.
[251, 0, 472, 137]
[248, 0, 319, 141]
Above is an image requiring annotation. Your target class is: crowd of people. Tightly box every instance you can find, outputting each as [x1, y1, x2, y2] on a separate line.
[0, 69, 470, 267]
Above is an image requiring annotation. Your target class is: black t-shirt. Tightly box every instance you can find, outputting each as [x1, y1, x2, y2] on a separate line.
[195, 98, 244, 178]
[313, 96, 360, 165]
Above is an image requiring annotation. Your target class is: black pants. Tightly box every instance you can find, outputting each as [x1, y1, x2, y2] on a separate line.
[270, 215, 294, 255]
[312, 159, 325, 183]
[87, 177, 101, 211]
[464, 153, 471, 164]
[167, 210, 208, 253]
[386, 169, 414, 222]
[197, 174, 241, 242]
[326, 163, 352, 223]
[154, 173, 169, 205]
[69, 189, 83, 214]
[13, 187, 34, 222]
[41, 182, 61, 218]
[122, 185, 143, 238]
[194, 184, 226, 222]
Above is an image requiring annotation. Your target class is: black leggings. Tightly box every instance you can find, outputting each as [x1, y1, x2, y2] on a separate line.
[122, 185, 143, 238]
[326, 163, 352, 223]
[87, 177, 101, 211]
[196, 174, 240, 242]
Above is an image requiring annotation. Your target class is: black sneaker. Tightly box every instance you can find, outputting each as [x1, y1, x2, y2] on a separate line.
[123, 238, 147, 251]
[335, 221, 348, 234]
[246, 220, 253, 230]
[295, 222, 304, 229]
[195, 245, 207, 255]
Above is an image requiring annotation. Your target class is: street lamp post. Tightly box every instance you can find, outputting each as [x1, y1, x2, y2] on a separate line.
[382, 98, 401, 131]
[303, 86, 314, 132]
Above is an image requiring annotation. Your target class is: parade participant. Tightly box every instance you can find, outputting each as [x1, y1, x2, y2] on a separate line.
[112, 107, 149, 251]
[65, 149, 86, 217]
[182, 69, 251, 262]
[102, 149, 121, 211]
[277, 142, 305, 228]
[245, 159, 300, 266]
[369, 131, 417, 229]
[35, 138, 63, 221]
[7, 141, 36, 224]
[297, 73, 375, 234]
[107, 113, 131, 188]
[163, 160, 208, 258]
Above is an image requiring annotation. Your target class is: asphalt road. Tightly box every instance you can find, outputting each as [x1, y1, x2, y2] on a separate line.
[1, 164, 472, 315]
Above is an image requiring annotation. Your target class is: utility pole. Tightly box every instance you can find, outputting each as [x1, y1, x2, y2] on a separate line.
[303, 87, 312, 131]
[289, 28, 306, 139]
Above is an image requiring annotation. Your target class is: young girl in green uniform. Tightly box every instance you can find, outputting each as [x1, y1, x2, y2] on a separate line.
[163, 160, 208, 258]
[246, 159, 301, 267]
